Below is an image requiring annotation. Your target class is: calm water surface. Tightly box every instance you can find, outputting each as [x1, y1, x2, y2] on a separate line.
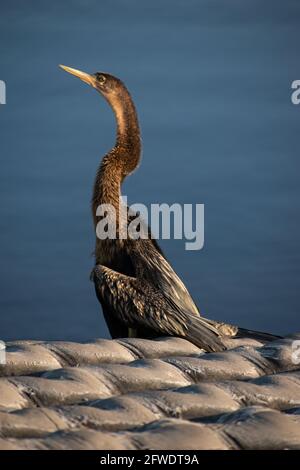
[0, 1, 300, 340]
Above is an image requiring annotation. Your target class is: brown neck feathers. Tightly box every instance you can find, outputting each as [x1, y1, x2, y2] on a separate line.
[92, 83, 141, 227]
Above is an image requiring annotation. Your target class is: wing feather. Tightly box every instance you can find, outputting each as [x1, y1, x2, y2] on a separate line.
[130, 239, 200, 317]
[93, 265, 225, 352]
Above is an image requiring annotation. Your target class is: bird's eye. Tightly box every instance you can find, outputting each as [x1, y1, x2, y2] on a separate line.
[97, 74, 106, 84]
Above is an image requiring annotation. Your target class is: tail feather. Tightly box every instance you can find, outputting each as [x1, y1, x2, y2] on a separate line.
[235, 327, 282, 342]
[200, 317, 281, 344]
[184, 314, 227, 352]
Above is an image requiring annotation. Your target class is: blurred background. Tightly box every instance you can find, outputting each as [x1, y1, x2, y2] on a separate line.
[0, 0, 300, 341]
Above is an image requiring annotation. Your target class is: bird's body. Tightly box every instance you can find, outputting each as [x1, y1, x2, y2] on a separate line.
[60, 65, 280, 351]
[92, 235, 228, 351]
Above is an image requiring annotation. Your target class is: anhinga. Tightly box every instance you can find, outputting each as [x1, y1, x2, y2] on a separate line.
[59, 65, 279, 351]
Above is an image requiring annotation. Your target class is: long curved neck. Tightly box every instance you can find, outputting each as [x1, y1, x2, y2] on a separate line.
[92, 87, 141, 227]
[114, 90, 141, 152]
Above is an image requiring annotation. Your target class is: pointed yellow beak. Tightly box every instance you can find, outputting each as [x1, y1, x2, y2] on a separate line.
[59, 65, 97, 87]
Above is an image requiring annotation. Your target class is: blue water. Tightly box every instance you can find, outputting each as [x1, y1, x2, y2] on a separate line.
[1, 0, 300, 341]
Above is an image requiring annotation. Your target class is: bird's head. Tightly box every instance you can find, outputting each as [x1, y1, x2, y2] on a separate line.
[59, 65, 124, 100]
[59, 64, 141, 164]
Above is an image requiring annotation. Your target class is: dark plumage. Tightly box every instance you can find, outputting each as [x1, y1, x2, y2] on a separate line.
[60, 65, 281, 351]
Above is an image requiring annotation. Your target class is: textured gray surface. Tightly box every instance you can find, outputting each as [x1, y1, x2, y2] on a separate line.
[0, 334, 300, 449]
